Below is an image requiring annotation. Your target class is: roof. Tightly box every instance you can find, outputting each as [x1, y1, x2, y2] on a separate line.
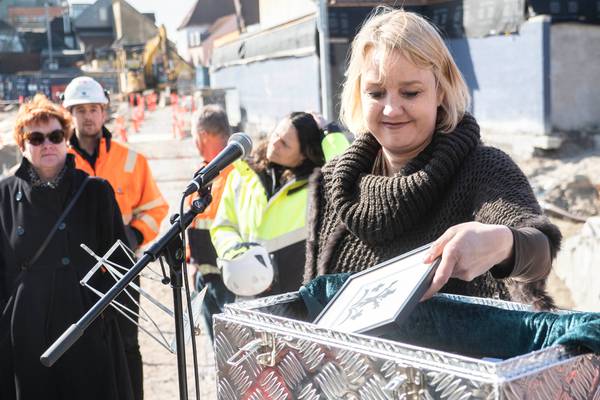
[73, 0, 159, 48]
[73, 0, 114, 30]
[329, 0, 450, 5]
[178, 0, 259, 30]
[178, 0, 234, 29]
[8, 6, 64, 17]
[0, 20, 17, 33]
[194, 14, 238, 65]
[209, 14, 238, 37]
[0, 20, 22, 52]
[112, 0, 158, 46]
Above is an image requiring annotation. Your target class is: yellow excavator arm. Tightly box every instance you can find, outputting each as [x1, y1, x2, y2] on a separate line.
[142, 25, 193, 89]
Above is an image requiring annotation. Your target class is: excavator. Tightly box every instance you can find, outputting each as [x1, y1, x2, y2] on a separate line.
[119, 25, 194, 95]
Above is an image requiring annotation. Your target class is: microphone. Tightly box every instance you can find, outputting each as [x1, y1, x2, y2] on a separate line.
[183, 132, 252, 196]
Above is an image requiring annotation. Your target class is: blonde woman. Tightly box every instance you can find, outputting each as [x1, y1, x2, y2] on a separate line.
[304, 8, 561, 309]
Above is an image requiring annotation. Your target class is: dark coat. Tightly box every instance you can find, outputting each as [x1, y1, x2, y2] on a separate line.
[0, 155, 134, 400]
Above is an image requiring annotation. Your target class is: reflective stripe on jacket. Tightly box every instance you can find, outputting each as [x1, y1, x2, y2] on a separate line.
[69, 133, 168, 245]
[186, 163, 234, 274]
[210, 160, 308, 260]
[188, 163, 234, 229]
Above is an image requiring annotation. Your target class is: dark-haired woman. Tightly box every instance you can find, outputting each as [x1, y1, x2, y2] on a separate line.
[0, 95, 134, 399]
[210, 112, 326, 296]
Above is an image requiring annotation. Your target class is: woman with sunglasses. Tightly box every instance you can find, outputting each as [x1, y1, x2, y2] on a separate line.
[0, 95, 134, 399]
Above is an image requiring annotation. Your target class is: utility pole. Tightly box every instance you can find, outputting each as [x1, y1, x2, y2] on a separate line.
[45, 2, 55, 69]
[232, 0, 246, 33]
[317, 0, 333, 121]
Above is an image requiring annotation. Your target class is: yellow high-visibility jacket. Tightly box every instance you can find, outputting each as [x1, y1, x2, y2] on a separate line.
[69, 129, 168, 246]
[321, 131, 350, 161]
[210, 160, 309, 293]
[186, 163, 234, 275]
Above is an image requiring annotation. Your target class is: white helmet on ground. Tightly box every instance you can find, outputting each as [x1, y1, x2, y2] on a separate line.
[62, 76, 109, 108]
[218, 245, 274, 297]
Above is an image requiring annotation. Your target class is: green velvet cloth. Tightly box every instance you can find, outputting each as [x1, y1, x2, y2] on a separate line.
[299, 274, 600, 359]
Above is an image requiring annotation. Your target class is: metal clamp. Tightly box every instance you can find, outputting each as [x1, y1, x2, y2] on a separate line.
[226, 338, 265, 367]
[256, 332, 278, 367]
[383, 365, 427, 399]
[226, 331, 293, 369]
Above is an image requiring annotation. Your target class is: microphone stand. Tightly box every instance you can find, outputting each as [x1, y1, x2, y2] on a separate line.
[41, 191, 213, 400]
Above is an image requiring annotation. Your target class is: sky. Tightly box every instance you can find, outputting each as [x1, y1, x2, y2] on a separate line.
[125, 0, 197, 40]
[70, 0, 197, 42]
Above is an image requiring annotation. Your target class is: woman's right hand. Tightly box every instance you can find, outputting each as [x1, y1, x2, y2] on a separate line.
[421, 222, 514, 300]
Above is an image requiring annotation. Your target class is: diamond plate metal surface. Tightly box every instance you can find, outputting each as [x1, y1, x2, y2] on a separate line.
[214, 293, 600, 399]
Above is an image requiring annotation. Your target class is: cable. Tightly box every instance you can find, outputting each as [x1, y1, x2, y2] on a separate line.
[179, 195, 201, 399]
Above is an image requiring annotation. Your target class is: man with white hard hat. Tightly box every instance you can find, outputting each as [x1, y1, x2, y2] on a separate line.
[63, 77, 167, 249]
[62, 76, 167, 400]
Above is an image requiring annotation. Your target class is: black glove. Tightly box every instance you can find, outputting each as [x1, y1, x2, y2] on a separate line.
[124, 225, 143, 250]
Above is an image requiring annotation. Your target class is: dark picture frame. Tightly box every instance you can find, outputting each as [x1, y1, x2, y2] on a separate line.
[314, 243, 440, 336]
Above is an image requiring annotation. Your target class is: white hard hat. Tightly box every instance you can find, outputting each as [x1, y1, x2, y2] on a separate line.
[62, 76, 108, 108]
[218, 245, 274, 297]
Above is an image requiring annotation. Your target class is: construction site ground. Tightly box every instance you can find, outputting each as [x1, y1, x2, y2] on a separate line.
[1, 102, 599, 399]
[124, 105, 217, 399]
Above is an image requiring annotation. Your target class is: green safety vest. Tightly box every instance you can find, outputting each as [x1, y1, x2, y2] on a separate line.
[210, 160, 309, 259]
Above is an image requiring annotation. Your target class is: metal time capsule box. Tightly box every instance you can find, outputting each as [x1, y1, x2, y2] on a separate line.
[213, 293, 600, 399]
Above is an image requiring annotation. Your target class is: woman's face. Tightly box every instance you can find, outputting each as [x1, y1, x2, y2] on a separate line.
[360, 49, 441, 159]
[266, 118, 305, 168]
[21, 117, 68, 175]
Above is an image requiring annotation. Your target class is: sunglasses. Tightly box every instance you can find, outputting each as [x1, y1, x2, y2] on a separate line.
[24, 129, 65, 146]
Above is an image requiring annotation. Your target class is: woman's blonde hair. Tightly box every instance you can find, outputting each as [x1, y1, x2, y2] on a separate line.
[340, 7, 470, 134]
[14, 94, 73, 150]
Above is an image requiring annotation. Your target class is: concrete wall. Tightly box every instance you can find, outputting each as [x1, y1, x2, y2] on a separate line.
[447, 16, 551, 136]
[209, 14, 600, 139]
[448, 17, 600, 137]
[211, 55, 320, 136]
[551, 23, 600, 132]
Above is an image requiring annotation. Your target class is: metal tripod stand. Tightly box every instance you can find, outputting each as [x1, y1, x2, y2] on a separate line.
[41, 191, 213, 400]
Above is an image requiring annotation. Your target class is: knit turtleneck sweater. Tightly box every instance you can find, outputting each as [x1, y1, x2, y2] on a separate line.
[304, 114, 561, 306]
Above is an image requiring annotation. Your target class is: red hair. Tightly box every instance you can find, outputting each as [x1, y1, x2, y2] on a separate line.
[13, 94, 73, 150]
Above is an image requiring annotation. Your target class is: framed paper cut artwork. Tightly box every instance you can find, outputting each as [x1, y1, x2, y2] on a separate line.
[315, 243, 440, 336]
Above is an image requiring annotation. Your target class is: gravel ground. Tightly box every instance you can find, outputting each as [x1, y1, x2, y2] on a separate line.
[138, 271, 217, 400]
[126, 106, 218, 400]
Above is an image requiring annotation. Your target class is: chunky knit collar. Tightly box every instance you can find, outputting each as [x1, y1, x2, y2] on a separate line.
[329, 113, 481, 244]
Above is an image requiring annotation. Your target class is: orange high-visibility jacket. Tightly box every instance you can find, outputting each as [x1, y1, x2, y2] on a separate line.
[185, 163, 234, 273]
[188, 163, 234, 230]
[69, 132, 168, 246]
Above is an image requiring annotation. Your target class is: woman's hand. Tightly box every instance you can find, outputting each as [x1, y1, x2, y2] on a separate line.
[421, 222, 514, 300]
